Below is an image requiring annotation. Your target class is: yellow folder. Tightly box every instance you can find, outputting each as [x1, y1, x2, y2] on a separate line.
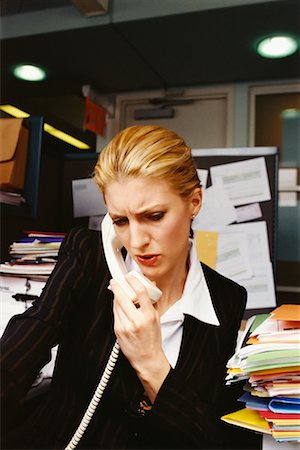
[221, 408, 272, 435]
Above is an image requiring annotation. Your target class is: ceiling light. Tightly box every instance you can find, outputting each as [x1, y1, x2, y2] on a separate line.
[256, 35, 299, 59]
[281, 108, 300, 119]
[44, 123, 90, 150]
[1, 104, 90, 150]
[0, 104, 30, 118]
[13, 64, 47, 81]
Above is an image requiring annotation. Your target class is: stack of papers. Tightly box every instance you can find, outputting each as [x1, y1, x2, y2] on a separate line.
[0, 231, 65, 277]
[222, 305, 300, 443]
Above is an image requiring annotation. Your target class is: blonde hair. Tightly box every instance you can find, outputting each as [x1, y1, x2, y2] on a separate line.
[93, 125, 200, 198]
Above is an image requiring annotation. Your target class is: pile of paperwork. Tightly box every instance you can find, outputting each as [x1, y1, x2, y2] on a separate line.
[222, 305, 300, 443]
[0, 231, 65, 334]
[0, 230, 65, 277]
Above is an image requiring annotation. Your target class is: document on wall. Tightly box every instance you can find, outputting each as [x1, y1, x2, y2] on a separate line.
[197, 169, 208, 189]
[220, 222, 271, 265]
[192, 184, 237, 231]
[217, 222, 276, 309]
[195, 231, 218, 269]
[238, 262, 276, 309]
[235, 203, 262, 223]
[72, 178, 107, 218]
[216, 233, 252, 282]
[210, 157, 271, 206]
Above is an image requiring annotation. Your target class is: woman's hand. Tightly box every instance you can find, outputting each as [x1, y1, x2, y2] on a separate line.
[110, 274, 170, 403]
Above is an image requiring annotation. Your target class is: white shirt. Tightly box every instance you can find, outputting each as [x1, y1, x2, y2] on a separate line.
[125, 240, 220, 368]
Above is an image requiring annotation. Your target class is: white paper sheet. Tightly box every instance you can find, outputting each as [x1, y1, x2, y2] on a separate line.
[0, 275, 45, 296]
[235, 202, 262, 223]
[216, 234, 253, 282]
[197, 169, 208, 189]
[0, 276, 46, 334]
[210, 157, 271, 206]
[216, 222, 276, 309]
[192, 184, 237, 231]
[0, 292, 28, 335]
[238, 262, 276, 309]
[72, 178, 107, 218]
[219, 222, 271, 265]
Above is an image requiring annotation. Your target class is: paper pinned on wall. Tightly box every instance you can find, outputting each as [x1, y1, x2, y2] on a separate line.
[220, 222, 271, 266]
[195, 231, 218, 269]
[238, 262, 276, 309]
[192, 184, 237, 231]
[210, 157, 271, 206]
[216, 233, 253, 282]
[236, 202, 262, 223]
[72, 178, 107, 218]
[197, 169, 209, 189]
[216, 221, 276, 309]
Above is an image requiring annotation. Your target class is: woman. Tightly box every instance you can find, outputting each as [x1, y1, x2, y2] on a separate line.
[1, 125, 252, 449]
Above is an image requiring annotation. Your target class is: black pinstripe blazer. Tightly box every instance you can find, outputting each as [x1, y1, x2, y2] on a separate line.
[1, 226, 250, 450]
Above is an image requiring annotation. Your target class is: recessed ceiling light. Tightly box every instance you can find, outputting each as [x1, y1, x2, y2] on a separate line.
[13, 64, 47, 81]
[256, 35, 299, 59]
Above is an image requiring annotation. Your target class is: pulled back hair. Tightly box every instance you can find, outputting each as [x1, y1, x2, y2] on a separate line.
[93, 125, 201, 198]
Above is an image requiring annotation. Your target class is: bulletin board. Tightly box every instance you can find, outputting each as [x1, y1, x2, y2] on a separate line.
[192, 147, 278, 317]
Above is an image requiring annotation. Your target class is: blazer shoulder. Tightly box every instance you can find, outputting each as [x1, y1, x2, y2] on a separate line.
[60, 226, 107, 275]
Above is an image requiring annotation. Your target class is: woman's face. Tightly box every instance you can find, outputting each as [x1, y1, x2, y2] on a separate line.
[104, 176, 201, 283]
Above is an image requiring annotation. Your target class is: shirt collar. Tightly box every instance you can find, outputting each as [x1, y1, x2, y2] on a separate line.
[125, 240, 220, 327]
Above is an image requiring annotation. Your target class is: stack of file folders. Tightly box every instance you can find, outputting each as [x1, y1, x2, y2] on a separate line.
[222, 304, 300, 443]
[0, 230, 65, 279]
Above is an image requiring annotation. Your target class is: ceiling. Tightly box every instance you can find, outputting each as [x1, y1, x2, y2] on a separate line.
[0, 0, 299, 141]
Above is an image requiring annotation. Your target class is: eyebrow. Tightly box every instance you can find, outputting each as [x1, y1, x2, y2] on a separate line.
[110, 204, 167, 218]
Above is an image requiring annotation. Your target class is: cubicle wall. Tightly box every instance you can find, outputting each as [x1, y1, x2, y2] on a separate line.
[192, 147, 278, 318]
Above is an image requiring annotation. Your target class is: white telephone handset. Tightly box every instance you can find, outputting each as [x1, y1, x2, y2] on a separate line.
[101, 213, 162, 303]
[65, 215, 162, 450]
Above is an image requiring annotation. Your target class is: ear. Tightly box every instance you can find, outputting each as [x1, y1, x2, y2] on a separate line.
[190, 187, 202, 218]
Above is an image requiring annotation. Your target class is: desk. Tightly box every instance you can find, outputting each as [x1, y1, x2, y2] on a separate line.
[0, 280, 57, 380]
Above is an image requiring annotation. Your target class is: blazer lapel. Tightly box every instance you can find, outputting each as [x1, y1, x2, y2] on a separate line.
[175, 314, 215, 379]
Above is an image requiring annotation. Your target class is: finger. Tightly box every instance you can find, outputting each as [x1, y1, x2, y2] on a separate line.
[124, 274, 154, 311]
[110, 279, 139, 314]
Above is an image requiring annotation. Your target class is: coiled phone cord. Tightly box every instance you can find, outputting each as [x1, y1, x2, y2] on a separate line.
[64, 340, 120, 450]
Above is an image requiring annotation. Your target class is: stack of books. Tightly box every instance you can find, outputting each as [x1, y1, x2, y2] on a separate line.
[0, 230, 65, 278]
[222, 304, 300, 443]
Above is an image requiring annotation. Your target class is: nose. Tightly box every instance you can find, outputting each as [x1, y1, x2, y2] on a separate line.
[128, 220, 149, 250]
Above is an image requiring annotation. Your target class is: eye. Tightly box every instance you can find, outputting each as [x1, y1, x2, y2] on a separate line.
[147, 212, 165, 221]
[112, 217, 128, 226]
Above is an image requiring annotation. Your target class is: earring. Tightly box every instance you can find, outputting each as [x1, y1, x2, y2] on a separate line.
[190, 215, 195, 239]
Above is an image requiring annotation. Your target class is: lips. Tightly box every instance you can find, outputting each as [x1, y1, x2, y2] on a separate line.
[136, 254, 159, 266]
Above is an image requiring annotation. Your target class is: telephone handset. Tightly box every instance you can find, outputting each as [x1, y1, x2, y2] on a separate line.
[101, 213, 162, 303]
[64, 214, 162, 450]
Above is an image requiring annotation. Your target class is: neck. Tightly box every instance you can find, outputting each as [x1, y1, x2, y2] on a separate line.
[155, 254, 189, 317]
